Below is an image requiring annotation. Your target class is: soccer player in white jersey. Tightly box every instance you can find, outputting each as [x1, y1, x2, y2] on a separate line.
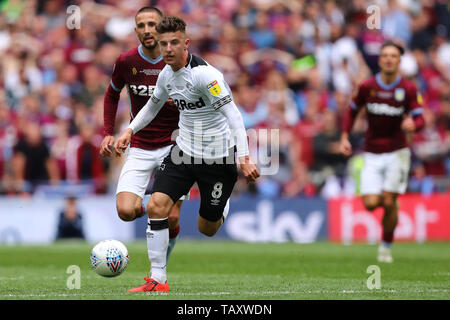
[115, 16, 260, 292]
[100, 7, 186, 271]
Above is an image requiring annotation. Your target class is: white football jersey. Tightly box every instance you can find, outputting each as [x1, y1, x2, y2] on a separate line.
[151, 54, 236, 159]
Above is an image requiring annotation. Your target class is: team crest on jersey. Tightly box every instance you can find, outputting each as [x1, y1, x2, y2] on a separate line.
[370, 89, 376, 97]
[207, 80, 221, 96]
[132, 67, 137, 75]
[394, 88, 405, 101]
[186, 82, 194, 92]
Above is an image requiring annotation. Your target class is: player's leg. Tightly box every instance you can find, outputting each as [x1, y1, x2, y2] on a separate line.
[146, 192, 174, 282]
[377, 191, 398, 263]
[155, 144, 187, 263]
[128, 149, 194, 292]
[116, 192, 145, 221]
[115, 148, 155, 221]
[378, 148, 411, 263]
[381, 191, 399, 243]
[167, 200, 182, 262]
[128, 191, 174, 293]
[360, 151, 384, 211]
[361, 194, 383, 211]
[195, 158, 238, 237]
[197, 198, 230, 237]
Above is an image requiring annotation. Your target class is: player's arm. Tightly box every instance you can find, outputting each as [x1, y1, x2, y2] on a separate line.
[339, 84, 366, 156]
[401, 87, 425, 133]
[114, 81, 169, 155]
[200, 69, 259, 182]
[218, 100, 260, 183]
[101, 57, 125, 157]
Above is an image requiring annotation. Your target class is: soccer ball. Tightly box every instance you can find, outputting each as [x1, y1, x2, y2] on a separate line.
[90, 240, 129, 277]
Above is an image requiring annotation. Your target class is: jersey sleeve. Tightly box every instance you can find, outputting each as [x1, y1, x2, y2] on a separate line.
[351, 81, 369, 111]
[197, 67, 233, 111]
[342, 82, 368, 133]
[110, 55, 126, 92]
[406, 83, 425, 131]
[103, 55, 126, 136]
[406, 83, 424, 116]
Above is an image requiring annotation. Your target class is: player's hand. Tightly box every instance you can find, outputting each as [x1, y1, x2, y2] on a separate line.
[238, 156, 260, 184]
[100, 135, 115, 157]
[114, 128, 133, 156]
[401, 116, 415, 133]
[339, 137, 352, 156]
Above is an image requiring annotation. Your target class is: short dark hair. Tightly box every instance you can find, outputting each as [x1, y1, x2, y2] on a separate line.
[156, 16, 186, 34]
[135, 6, 163, 21]
[380, 41, 405, 56]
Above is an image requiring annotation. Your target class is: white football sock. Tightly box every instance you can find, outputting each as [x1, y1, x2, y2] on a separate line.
[146, 217, 168, 283]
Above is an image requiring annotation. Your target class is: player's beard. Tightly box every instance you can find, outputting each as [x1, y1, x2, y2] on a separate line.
[140, 35, 158, 50]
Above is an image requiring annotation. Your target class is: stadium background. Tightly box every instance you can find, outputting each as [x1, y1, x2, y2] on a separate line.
[0, 0, 449, 245]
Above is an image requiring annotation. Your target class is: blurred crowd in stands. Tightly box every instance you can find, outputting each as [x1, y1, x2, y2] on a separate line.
[0, 0, 449, 199]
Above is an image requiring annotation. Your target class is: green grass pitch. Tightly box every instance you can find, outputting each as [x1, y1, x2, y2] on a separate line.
[0, 241, 449, 300]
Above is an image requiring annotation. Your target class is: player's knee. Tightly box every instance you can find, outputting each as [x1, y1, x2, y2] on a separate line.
[382, 196, 397, 211]
[168, 215, 179, 229]
[362, 198, 380, 211]
[198, 218, 221, 237]
[147, 197, 170, 219]
[199, 226, 217, 237]
[117, 206, 136, 222]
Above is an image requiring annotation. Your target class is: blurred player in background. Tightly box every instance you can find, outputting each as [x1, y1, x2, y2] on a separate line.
[115, 16, 260, 292]
[339, 41, 425, 263]
[100, 7, 185, 266]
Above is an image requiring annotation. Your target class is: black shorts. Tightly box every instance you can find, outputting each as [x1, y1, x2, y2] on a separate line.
[151, 144, 238, 222]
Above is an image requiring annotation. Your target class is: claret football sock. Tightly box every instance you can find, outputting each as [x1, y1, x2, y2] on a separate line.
[382, 232, 394, 247]
[137, 204, 146, 218]
[147, 217, 169, 283]
[167, 225, 180, 263]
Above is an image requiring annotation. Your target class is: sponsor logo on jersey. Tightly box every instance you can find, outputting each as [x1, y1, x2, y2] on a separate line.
[377, 91, 393, 99]
[173, 97, 206, 110]
[129, 84, 155, 96]
[140, 69, 161, 76]
[394, 88, 405, 101]
[207, 80, 221, 96]
[367, 103, 404, 116]
[166, 84, 172, 91]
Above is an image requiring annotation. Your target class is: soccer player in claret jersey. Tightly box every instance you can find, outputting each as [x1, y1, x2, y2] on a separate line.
[100, 7, 186, 270]
[339, 41, 425, 263]
[115, 16, 260, 292]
